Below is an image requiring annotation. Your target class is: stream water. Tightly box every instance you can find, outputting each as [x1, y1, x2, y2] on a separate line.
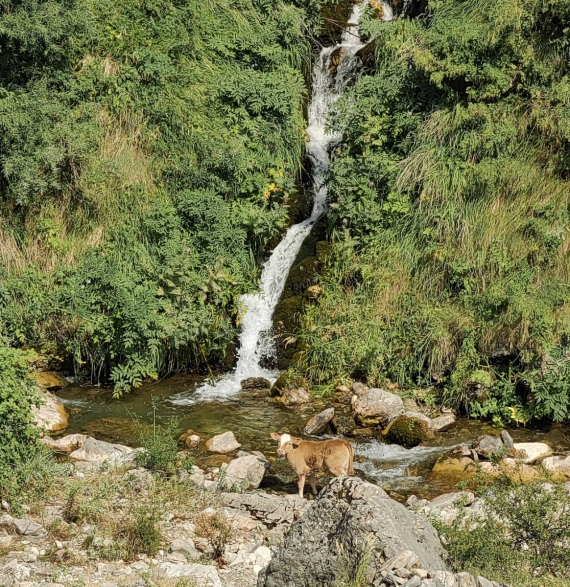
[57, 378, 570, 499]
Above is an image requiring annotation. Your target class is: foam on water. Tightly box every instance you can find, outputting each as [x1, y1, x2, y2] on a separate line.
[172, 1, 392, 406]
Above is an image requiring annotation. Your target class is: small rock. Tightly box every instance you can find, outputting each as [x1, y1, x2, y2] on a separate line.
[412, 569, 429, 579]
[380, 550, 419, 571]
[351, 382, 369, 396]
[330, 413, 356, 436]
[352, 388, 404, 427]
[431, 414, 456, 432]
[240, 377, 271, 390]
[500, 430, 514, 449]
[11, 518, 47, 537]
[303, 408, 335, 435]
[0, 575, 12, 587]
[512, 442, 553, 464]
[403, 577, 421, 587]
[205, 431, 241, 454]
[254, 545, 272, 569]
[471, 435, 504, 459]
[154, 562, 222, 586]
[456, 572, 477, 587]
[280, 388, 312, 406]
[0, 536, 12, 548]
[433, 570, 456, 587]
[97, 563, 116, 574]
[478, 577, 494, 587]
[185, 434, 201, 448]
[543, 455, 570, 479]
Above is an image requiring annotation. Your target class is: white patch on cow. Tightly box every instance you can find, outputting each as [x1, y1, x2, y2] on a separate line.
[279, 433, 292, 448]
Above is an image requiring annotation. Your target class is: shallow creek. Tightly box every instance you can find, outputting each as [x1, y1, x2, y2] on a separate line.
[56, 375, 570, 500]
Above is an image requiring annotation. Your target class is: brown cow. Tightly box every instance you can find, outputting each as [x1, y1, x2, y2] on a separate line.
[270, 432, 355, 497]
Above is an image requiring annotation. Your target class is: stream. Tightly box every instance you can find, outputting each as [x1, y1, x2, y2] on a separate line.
[57, 377, 570, 500]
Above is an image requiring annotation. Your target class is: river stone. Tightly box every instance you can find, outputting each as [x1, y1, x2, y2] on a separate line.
[280, 388, 311, 406]
[303, 408, 334, 435]
[330, 412, 356, 436]
[205, 431, 241, 454]
[471, 435, 504, 459]
[241, 377, 271, 390]
[69, 437, 133, 462]
[185, 434, 201, 448]
[352, 388, 404, 427]
[431, 414, 456, 432]
[258, 477, 448, 587]
[386, 412, 433, 447]
[41, 433, 88, 453]
[219, 453, 269, 491]
[542, 455, 570, 479]
[513, 442, 553, 464]
[32, 389, 68, 432]
[500, 430, 514, 449]
[352, 382, 369, 396]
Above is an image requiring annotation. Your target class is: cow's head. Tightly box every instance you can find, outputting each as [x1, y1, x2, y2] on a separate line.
[270, 432, 301, 456]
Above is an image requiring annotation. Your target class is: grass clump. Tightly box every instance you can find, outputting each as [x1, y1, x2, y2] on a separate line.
[435, 477, 570, 586]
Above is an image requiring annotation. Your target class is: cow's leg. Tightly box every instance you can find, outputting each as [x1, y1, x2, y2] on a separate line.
[308, 472, 317, 495]
[297, 473, 306, 497]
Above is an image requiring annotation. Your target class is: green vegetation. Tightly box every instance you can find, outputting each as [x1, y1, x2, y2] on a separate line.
[0, 341, 41, 493]
[291, 0, 570, 423]
[435, 478, 570, 586]
[0, 0, 322, 394]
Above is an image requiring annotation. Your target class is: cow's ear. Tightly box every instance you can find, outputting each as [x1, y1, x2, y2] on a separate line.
[270, 432, 281, 441]
[291, 437, 303, 448]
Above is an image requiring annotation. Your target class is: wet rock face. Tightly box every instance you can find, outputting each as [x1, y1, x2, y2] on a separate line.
[32, 389, 68, 432]
[258, 477, 448, 587]
[352, 388, 404, 427]
[241, 377, 272, 390]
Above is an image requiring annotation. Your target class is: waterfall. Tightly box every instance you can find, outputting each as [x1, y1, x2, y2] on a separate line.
[172, 1, 391, 405]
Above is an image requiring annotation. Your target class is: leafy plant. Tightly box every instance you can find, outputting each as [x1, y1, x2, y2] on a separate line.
[194, 511, 232, 562]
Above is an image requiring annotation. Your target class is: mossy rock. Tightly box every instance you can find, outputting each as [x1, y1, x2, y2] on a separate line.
[386, 412, 433, 447]
[286, 257, 319, 296]
[273, 295, 303, 330]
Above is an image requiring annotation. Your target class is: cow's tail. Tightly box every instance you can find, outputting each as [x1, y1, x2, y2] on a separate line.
[347, 441, 355, 476]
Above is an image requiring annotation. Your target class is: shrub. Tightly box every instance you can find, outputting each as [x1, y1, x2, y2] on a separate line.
[0, 341, 41, 495]
[194, 512, 232, 562]
[435, 478, 570, 585]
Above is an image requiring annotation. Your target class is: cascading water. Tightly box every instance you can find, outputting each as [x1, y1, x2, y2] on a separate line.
[172, 1, 392, 405]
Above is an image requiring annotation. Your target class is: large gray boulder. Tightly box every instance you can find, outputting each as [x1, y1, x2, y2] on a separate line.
[352, 388, 404, 427]
[219, 453, 269, 491]
[69, 437, 133, 462]
[258, 477, 448, 587]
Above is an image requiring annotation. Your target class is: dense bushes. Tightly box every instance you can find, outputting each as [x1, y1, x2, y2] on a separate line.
[0, 341, 40, 492]
[0, 0, 322, 393]
[293, 0, 570, 422]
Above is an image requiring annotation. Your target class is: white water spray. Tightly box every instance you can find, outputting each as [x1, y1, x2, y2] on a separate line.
[172, 1, 391, 405]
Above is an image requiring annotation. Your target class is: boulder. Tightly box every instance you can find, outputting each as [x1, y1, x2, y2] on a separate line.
[429, 456, 477, 484]
[219, 453, 269, 491]
[7, 518, 47, 537]
[280, 388, 311, 406]
[500, 430, 514, 449]
[471, 435, 504, 459]
[303, 408, 334, 435]
[221, 492, 308, 527]
[258, 477, 448, 587]
[512, 442, 552, 464]
[431, 414, 456, 432]
[241, 377, 271, 390]
[69, 437, 133, 462]
[32, 390, 68, 432]
[169, 538, 200, 560]
[542, 455, 570, 479]
[478, 459, 539, 483]
[205, 431, 241, 454]
[30, 371, 68, 391]
[385, 412, 433, 447]
[352, 388, 404, 427]
[41, 433, 88, 453]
